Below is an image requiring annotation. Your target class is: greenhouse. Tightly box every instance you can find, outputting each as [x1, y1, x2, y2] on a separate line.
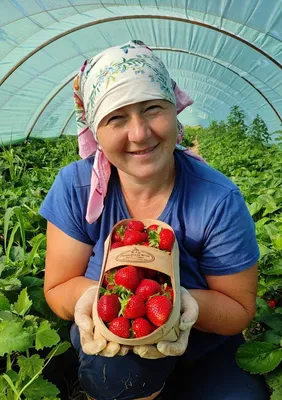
[1, 1, 282, 399]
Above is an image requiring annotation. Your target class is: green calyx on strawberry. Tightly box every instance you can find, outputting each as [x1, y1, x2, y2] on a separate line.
[102, 269, 117, 287]
[146, 294, 173, 327]
[147, 227, 175, 252]
[112, 225, 125, 242]
[119, 293, 146, 319]
[161, 283, 174, 302]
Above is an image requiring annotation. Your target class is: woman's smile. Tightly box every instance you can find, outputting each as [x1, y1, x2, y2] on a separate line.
[127, 144, 159, 156]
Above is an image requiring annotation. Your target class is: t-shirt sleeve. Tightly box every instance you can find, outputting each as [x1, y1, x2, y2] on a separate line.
[199, 189, 259, 275]
[39, 164, 93, 245]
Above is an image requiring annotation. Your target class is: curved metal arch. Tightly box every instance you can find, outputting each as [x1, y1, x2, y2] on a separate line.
[59, 110, 75, 137]
[154, 47, 282, 123]
[25, 45, 281, 140]
[1, 14, 281, 88]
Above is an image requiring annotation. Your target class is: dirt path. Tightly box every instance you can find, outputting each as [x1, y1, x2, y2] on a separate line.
[189, 138, 200, 155]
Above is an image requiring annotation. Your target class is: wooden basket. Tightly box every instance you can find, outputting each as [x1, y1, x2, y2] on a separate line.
[92, 219, 181, 346]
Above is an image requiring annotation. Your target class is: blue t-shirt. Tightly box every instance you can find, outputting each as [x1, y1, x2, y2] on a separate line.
[39, 149, 259, 359]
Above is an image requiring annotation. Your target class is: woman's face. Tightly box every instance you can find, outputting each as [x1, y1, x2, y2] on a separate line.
[97, 100, 177, 181]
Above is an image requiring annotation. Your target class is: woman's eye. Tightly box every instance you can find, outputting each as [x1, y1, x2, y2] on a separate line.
[108, 115, 123, 123]
[146, 105, 160, 112]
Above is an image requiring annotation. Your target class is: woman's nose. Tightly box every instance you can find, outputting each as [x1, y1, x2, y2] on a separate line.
[127, 114, 151, 143]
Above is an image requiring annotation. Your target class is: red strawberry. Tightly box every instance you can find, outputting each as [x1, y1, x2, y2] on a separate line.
[144, 269, 158, 280]
[120, 294, 146, 319]
[268, 299, 277, 308]
[136, 267, 146, 281]
[159, 229, 175, 252]
[161, 284, 174, 302]
[102, 269, 116, 287]
[135, 279, 161, 302]
[140, 232, 149, 243]
[132, 318, 153, 338]
[110, 242, 124, 250]
[128, 220, 144, 232]
[112, 225, 125, 242]
[146, 224, 160, 233]
[123, 230, 144, 246]
[97, 293, 121, 322]
[109, 316, 131, 338]
[146, 295, 173, 327]
[142, 242, 150, 246]
[114, 265, 140, 292]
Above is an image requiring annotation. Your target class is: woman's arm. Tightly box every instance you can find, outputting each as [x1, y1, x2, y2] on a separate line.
[44, 222, 98, 320]
[189, 263, 258, 335]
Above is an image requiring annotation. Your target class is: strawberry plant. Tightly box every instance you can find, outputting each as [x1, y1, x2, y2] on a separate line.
[189, 107, 282, 399]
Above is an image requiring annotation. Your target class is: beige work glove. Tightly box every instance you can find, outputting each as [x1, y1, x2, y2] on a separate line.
[74, 286, 128, 357]
[133, 286, 199, 359]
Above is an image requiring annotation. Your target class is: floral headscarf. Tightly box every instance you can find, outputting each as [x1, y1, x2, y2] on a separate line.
[74, 40, 204, 224]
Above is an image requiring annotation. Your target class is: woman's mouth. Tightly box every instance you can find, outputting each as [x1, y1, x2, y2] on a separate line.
[129, 144, 158, 155]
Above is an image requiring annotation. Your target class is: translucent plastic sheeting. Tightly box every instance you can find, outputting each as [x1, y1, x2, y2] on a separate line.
[0, 0, 281, 145]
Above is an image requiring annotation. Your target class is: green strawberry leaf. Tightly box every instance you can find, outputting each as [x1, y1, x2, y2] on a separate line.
[46, 341, 71, 359]
[35, 320, 60, 350]
[12, 287, 32, 316]
[0, 321, 33, 356]
[23, 376, 60, 399]
[0, 293, 10, 311]
[236, 342, 282, 374]
[18, 354, 44, 379]
[265, 365, 282, 393]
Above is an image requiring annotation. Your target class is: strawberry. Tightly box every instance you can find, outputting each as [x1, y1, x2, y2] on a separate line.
[109, 316, 131, 338]
[112, 225, 125, 242]
[110, 242, 124, 250]
[159, 229, 175, 252]
[97, 293, 121, 322]
[128, 220, 144, 232]
[142, 242, 150, 246]
[136, 267, 146, 281]
[123, 229, 144, 246]
[132, 318, 153, 338]
[102, 269, 116, 287]
[146, 295, 173, 327]
[144, 269, 158, 280]
[140, 232, 149, 243]
[114, 265, 140, 292]
[120, 294, 146, 319]
[268, 299, 277, 308]
[146, 224, 160, 233]
[135, 279, 161, 302]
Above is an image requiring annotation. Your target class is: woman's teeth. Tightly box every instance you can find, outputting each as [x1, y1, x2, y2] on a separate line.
[131, 146, 155, 155]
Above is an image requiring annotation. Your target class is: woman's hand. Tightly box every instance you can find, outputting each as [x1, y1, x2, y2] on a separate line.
[133, 287, 199, 359]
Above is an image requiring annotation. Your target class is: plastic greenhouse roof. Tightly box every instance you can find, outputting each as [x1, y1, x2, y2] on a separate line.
[0, 0, 281, 145]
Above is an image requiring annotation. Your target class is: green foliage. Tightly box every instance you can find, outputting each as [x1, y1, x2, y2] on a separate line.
[194, 108, 282, 398]
[0, 136, 78, 399]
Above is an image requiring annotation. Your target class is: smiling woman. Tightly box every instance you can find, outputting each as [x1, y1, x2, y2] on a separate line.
[39, 40, 269, 400]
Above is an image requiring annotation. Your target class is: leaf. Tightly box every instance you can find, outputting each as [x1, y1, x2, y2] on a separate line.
[258, 315, 282, 334]
[264, 224, 279, 240]
[12, 287, 32, 316]
[236, 342, 282, 374]
[258, 243, 272, 258]
[260, 330, 282, 345]
[35, 321, 60, 350]
[272, 236, 282, 251]
[46, 341, 71, 359]
[264, 260, 282, 275]
[0, 293, 10, 311]
[270, 388, 282, 400]
[21, 276, 43, 288]
[27, 234, 46, 267]
[23, 376, 60, 399]
[4, 208, 14, 251]
[0, 320, 33, 356]
[0, 277, 21, 291]
[256, 217, 270, 229]
[18, 354, 44, 379]
[9, 246, 24, 262]
[265, 364, 282, 392]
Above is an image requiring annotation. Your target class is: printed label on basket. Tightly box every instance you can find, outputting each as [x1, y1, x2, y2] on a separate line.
[116, 247, 155, 263]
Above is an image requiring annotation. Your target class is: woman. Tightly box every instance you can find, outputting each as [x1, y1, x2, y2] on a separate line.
[39, 41, 269, 400]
